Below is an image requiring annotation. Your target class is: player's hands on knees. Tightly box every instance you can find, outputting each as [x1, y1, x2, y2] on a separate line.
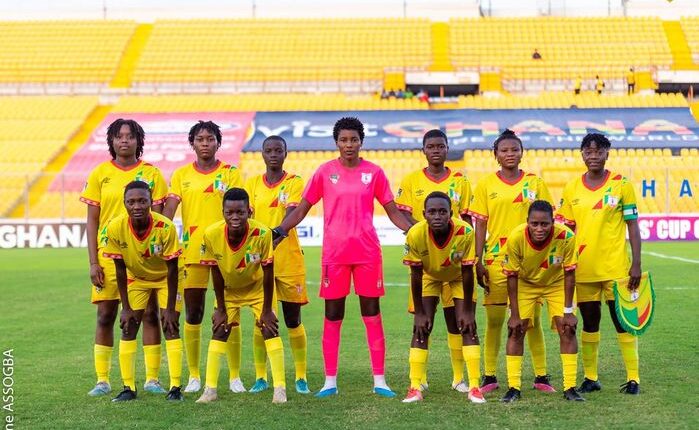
[120, 308, 138, 335]
[212, 308, 228, 333]
[413, 312, 432, 344]
[560, 313, 578, 335]
[457, 309, 477, 338]
[90, 263, 105, 288]
[259, 310, 279, 337]
[161, 308, 180, 337]
[628, 263, 642, 291]
[475, 262, 489, 294]
[507, 316, 524, 337]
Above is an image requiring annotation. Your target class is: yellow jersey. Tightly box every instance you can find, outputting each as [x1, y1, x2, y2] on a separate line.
[468, 171, 553, 266]
[200, 219, 273, 302]
[245, 172, 305, 277]
[403, 218, 476, 282]
[502, 223, 577, 287]
[80, 160, 168, 248]
[168, 161, 243, 264]
[395, 168, 473, 221]
[103, 212, 181, 285]
[556, 171, 638, 282]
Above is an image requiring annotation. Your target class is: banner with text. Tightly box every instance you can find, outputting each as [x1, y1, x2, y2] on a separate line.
[53, 112, 255, 192]
[244, 108, 699, 152]
[3, 215, 699, 248]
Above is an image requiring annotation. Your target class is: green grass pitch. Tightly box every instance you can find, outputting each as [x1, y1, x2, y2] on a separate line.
[1, 242, 697, 429]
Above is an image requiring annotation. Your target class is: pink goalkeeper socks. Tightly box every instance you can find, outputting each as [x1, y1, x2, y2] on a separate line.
[322, 318, 343, 377]
[362, 314, 386, 376]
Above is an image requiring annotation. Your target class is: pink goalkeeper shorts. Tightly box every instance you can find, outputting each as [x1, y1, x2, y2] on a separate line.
[320, 263, 384, 299]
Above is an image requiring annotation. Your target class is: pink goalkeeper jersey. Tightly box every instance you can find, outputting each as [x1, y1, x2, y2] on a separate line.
[303, 158, 394, 265]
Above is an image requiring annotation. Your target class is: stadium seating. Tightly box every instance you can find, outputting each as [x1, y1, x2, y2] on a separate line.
[457, 92, 687, 109]
[131, 19, 432, 84]
[449, 17, 673, 81]
[680, 17, 699, 61]
[113, 93, 428, 112]
[0, 96, 97, 216]
[0, 20, 136, 84]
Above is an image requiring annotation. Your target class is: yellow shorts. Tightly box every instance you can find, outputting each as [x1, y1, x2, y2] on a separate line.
[577, 280, 615, 303]
[183, 264, 210, 289]
[275, 275, 308, 305]
[127, 279, 184, 313]
[223, 298, 276, 326]
[518, 281, 572, 331]
[407, 275, 477, 312]
[91, 251, 120, 303]
[482, 263, 509, 306]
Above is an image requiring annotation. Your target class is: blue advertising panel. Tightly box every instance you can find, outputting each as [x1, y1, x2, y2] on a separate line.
[243, 108, 699, 151]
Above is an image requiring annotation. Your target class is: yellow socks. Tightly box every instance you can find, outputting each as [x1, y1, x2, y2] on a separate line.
[462, 345, 482, 389]
[484, 305, 507, 376]
[204, 339, 227, 389]
[527, 306, 547, 376]
[617, 332, 640, 382]
[166, 339, 183, 388]
[184, 322, 202, 380]
[94, 344, 113, 384]
[253, 326, 268, 380]
[119, 339, 137, 389]
[506, 355, 523, 390]
[581, 330, 600, 381]
[409, 348, 428, 390]
[561, 353, 578, 390]
[143, 344, 161, 382]
[447, 333, 465, 385]
[226, 325, 242, 380]
[288, 324, 308, 380]
[264, 337, 286, 389]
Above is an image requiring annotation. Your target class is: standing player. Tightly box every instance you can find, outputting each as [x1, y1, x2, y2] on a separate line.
[395, 129, 474, 393]
[245, 136, 310, 394]
[103, 181, 184, 402]
[401, 192, 485, 404]
[81, 118, 169, 396]
[557, 133, 642, 395]
[500, 200, 584, 402]
[163, 121, 243, 394]
[274, 117, 413, 397]
[195, 188, 287, 404]
[468, 129, 554, 393]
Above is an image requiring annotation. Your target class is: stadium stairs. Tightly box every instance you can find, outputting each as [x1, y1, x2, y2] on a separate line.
[111, 24, 154, 88]
[8, 105, 112, 218]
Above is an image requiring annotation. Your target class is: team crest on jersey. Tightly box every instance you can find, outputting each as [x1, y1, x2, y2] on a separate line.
[279, 185, 289, 205]
[397, 188, 402, 198]
[449, 246, 464, 264]
[361, 172, 372, 184]
[330, 174, 339, 184]
[133, 170, 155, 189]
[403, 244, 410, 256]
[604, 187, 619, 208]
[448, 182, 461, 204]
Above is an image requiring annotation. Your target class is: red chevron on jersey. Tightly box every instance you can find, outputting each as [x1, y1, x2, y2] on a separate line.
[189, 226, 198, 235]
[441, 257, 451, 267]
[485, 259, 495, 266]
[155, 221, 165, 228]
[236, 259, 246, 269]
[270, 197, 279, 207]
[540, 260, 549, 269]
[251, 228, 260, 237]
[204, 183, 214, 193]
[578, 244, 586, 255]
[513, 193, 524, 203]
[456, 225, 465, 235]
[593, 199, 603, 209]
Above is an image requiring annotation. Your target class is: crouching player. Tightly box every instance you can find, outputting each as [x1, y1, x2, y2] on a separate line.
[501, 200, 584, 403]
[401, 192, 485, 404]
[104, 181, 184, 402]
[196, 188, 287, 404]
